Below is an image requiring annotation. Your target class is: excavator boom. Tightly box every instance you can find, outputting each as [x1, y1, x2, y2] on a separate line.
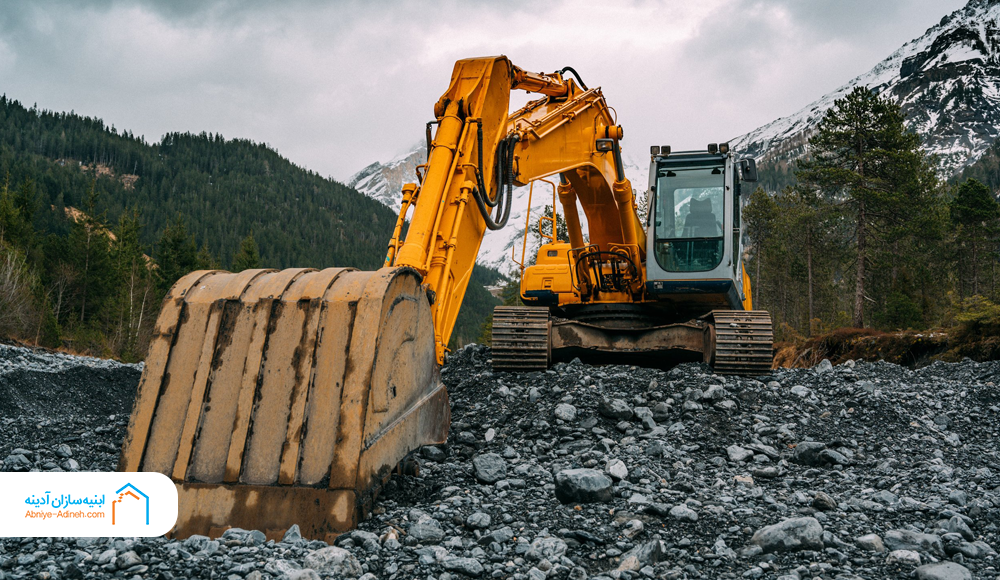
[120, 56, 636, 540]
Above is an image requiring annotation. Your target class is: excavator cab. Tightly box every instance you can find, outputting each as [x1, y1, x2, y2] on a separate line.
[497, 144, 772, 375]
[645, 147, 753, 313]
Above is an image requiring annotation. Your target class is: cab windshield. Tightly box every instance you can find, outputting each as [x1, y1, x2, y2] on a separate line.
[654, 166, 725, 272]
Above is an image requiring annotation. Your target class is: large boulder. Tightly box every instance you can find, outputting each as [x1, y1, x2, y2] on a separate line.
[526, 536, 568, 561]
[302, 546, 362, 577]
[791, 441, 827, 466]
[408, 516, 446, 544]
[554, 468, 613, 504]
[472, 453, 507, 484]
[884, 530, 945, 557]
[915, 562, 973, 580]
[749, 517, 824, 553]
[598, 398, 633, 420]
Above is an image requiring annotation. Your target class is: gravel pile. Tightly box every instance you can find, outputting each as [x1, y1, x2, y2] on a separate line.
[3, 342, 1000, 579]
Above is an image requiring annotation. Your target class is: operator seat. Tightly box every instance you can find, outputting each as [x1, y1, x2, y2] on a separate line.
[682, 198, 720, 237]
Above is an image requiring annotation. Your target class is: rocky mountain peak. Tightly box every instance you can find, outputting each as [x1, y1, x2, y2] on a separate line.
[732, 0, 1000, 178]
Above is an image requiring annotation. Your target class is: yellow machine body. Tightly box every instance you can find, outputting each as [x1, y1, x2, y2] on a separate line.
[121, 55, 770, 540]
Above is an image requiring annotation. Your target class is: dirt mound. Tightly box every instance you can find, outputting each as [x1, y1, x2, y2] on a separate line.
[774, 328, 951, 368]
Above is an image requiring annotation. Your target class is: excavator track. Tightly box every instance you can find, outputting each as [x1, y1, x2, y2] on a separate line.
[710, 310, 774, 376]
[491, 306, 550, 372]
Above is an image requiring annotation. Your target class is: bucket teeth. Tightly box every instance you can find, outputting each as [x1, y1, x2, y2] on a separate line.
[119, 266, 449, 541]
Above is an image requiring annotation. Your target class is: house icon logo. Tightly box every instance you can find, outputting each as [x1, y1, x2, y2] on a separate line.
[112, 483, 149, 525]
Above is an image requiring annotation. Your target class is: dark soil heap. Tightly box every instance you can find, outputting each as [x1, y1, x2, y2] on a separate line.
[2, 343, 1000, 580]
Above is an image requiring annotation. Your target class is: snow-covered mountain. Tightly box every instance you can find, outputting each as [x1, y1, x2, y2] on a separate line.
[347, 142, 649, 273]
[732, 0, 1000, 177]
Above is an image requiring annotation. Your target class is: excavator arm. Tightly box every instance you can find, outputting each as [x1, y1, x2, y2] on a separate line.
[385, 56, 645, 361]
[120, 56, 644, 541]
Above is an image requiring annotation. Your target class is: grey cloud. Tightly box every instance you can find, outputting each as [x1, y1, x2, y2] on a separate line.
[0, 0, 975, 179]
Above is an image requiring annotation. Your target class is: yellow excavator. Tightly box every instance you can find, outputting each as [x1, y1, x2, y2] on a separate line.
[119, 56, 772, 541]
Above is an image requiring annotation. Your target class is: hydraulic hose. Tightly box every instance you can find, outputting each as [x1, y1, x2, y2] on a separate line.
[472, 133, 519, 230]
[557, 67, 588, 91]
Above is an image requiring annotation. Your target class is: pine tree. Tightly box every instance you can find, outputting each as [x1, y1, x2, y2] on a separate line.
[743, 188, 780, 309]
[232, 232, 261, 271]
[111, 209, 155, 360]
[68, 181, 115, 325]
[951, 178, 1000, 298]
[155, 217, 200, 292]
[796, 86, 938, 328]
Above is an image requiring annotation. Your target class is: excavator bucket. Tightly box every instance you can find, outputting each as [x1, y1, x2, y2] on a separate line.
[118, 266, 448, 541]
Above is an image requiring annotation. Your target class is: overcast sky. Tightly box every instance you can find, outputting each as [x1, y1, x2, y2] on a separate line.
[0, 0, 968, 181]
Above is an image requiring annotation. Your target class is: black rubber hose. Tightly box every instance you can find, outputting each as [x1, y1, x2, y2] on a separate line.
[557, 67, 588, 91]
[471, 134, 518, 230]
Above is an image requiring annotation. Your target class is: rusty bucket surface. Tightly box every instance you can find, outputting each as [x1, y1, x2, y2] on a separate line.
[119, 266, 449, 541]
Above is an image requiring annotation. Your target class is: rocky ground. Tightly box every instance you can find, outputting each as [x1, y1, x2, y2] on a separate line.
[2, 343, 1000, 580]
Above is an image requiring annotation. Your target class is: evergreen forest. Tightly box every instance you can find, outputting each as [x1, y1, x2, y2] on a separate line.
[744, 86, 1000, 342]
[0, 95, 498, 359]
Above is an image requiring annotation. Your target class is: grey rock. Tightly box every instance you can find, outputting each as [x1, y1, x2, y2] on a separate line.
[598, 398, 632, 420]
[669, 504, 698, 522]
[283, 570, 322, 580]
[442, 556, 484, 577]
[422, 446, 447, 462]
[726, 445, 753, 462]
[222, 527, 266, 546]
[884, 529, 945, 557]
[527, 536, 568, 561]
[472, 453, 507, 484]
[487, 526, 515, 544]
[302, 546, 362, 577]
[554, 468, 613, 504]
[466, 512, 491, 529]
[617, 539, 668, 572]
[347, 529, 380, 552]
[749, 517, 824, 553]
[818, 448, 850, 465]
[55, 444, 73, 458]
[886, 549, 922, 567]
[622, 519, 644, 539]
[281, 570, 321, 580]
[791, 441, 827, 466]
[753, 466, 780, 478]
[946, 515, 975, 541]
[3, 454, 31, 468]
[874, 490, 898, 504]
[554, 403, 577, 421]
[914, 562, 972, 580]
[682, 400, 702, 411]
[816, 359, 833, 373]
[282, 524, 303, 543]
[115, 551, 141, 570]
[266, 560, 303, 577]
[948, 490, 968, 506]
[184, 534, 210, 552]
[812, 491, 837, 511]
[95, 549, 116, 565]
[605, 458, 628, 481]
[409, 516, 446, 544]
[790, 385, 810, 397]
[856, 533, 885, 552]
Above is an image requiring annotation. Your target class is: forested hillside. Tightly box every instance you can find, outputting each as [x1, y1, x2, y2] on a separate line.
[744, 87, 1000, 344]
[0, 95, 498, 358]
